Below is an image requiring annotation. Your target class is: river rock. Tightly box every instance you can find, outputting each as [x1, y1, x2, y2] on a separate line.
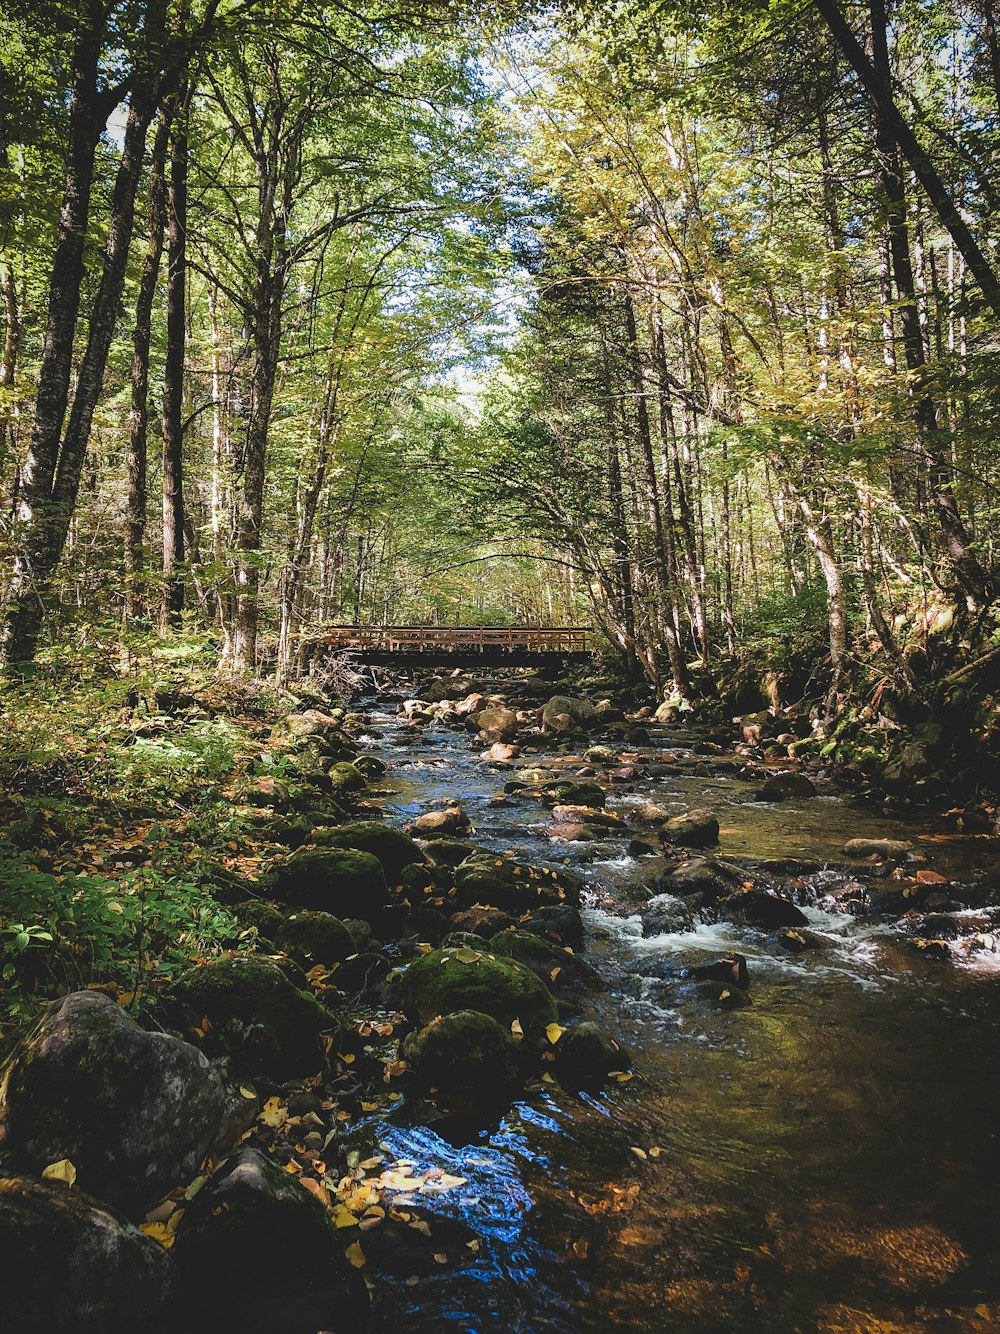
[453, 852, 580, 913]
[277, 910, 356, 967]
[775, 927, 824, 951]
[657, 855, 746, 902]
[541, 695, 598, 733]
[756, 772, 818, 801]
[428, 837, 478, 867]
[280, 709, 342, 739]
[476, 706, 519, 742]
[554, 1022, 630, 1088]
[695, 979, 751, 1008]
[325, 761, 368, 797]
[641, 894, 697, 936]
[264, 846, 388, 917]
[450, 904, 516, 938]
[718, 889, 808, 929]
[526, 904, 586, 949]
[0, 1176, 177, 1334]
[170, 956, 334, 1080]
[0, 991, 224, 1215]
[482, 741, 520, 762]
[585, 745, 618, 763]
[396, 946, 558, 1040]
[413, 806, 472, 838]
[402, 1010, 521, 1094]
[311, 821, 425, 880]
[689, 953, 749, 989]
[172, 1148, 369, 1334]
[661, 808, 720, 847]
[492, 930, 603, 1000]
[844, 837, 914, 859]
[548, 780, 606, 808]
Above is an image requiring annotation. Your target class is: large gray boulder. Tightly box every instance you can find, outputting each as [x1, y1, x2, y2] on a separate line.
[0, 991, 224, 1215]
[0, 1176, 177, 1333]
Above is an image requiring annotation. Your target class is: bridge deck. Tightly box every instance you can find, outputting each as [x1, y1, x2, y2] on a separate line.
[318, 625, 592, 666]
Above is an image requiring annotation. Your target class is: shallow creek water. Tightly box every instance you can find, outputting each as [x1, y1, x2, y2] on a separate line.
[349, 687, 1000, 1333]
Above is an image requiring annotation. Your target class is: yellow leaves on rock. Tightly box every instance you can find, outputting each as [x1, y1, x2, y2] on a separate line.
[510, 1018, 524, 1039]
[452, 948, 482, 965]
[545, 1022, 565, 1045]
[259, 1097, 287, 1128]
[139, 1207, 184, 1249]
[42, 1159, 76, 1188]
[345, 1241, 366, 1268]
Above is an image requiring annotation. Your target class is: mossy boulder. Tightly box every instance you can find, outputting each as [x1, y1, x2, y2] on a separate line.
[0, 991, 224, 1216]
[310, 821, 425, 881]
[452, 853, 579, 914]
[234, 899, 286, 945]
[427, 838, 477, 868]
[326, 761, 367, 798]
[278, 911, 355, 968]
[656, 856, 746, 902]
[492, 931, 602, 1000]
[661, 808, 720, 848]
[548, 781, 606, 808]
[265, 847, 388, 918]
[170, 957, 335, 1080]
[396, 947, 558, 1041]
[402, 1010, 521, 1093]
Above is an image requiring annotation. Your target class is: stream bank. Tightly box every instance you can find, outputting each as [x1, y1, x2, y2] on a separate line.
[0, 662, 997, 1332]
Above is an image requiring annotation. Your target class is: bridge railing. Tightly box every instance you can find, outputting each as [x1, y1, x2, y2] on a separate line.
[319, 625, 591, 654]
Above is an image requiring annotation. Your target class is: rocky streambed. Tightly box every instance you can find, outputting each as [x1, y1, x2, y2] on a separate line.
[0, 668, 998, 1333]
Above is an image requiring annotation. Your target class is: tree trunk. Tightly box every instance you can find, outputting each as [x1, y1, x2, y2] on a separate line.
[161, 90, 189, 629]
[125, 109, 171, 626]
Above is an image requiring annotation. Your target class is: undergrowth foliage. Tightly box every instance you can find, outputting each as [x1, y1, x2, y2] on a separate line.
[0, 637, 279, 1026]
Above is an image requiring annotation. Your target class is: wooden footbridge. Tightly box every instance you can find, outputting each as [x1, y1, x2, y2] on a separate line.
[318, 625, 593, 668]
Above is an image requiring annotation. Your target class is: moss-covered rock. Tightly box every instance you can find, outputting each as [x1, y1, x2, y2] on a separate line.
[452, 853, 580, 914]
[278, 911, 355, 968]
[491, 931, 602, 1000]
[265, 847, 388, 918]
[548, 781, 606, 809]
[310, 821, 425, 881]
[661, 808, 720, 848]
[326, 761, 367, 798]
[170, 957, 335, 1080]
[396, 947, 558, 1041]
[402, 1010, 521, 1093]
[427, 838, 477, 868]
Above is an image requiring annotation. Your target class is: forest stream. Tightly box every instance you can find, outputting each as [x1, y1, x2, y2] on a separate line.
[349, 679, 1000, 1334]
